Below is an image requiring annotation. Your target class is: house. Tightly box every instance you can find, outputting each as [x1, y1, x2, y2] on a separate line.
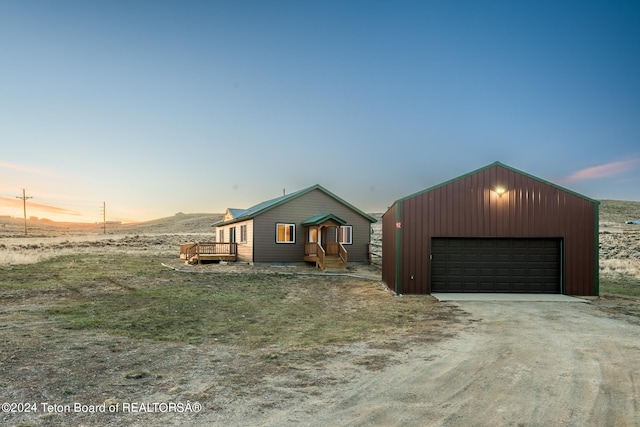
[382, 162, 599, 295]
[212, 185, 377, 270]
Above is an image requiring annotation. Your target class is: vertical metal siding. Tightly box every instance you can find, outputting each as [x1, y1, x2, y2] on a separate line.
[381, 204, 397, 291]
[389, 164, 597, 295]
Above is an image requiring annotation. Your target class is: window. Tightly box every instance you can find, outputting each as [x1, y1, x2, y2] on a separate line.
[240, 225, 247, 243]
[308, 228, 318, 243]
[339, 225, 352, 244]
[229, 227, 236, 243]
[276, 223, 295, 243]
[219, 229, 224, 243]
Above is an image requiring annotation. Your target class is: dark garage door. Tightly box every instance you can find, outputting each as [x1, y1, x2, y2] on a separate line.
[431, 238, 561, 293]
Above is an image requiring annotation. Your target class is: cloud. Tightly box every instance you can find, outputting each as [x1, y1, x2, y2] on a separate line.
[0, 196, 82, 217]
[0, 161, 59, 177]
[562, 158, 640, 183]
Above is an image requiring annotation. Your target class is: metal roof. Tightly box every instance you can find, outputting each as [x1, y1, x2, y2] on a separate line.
[395, 161, 600, 206]
[213, 184, 377, 227]
[301, 213, 347, 226]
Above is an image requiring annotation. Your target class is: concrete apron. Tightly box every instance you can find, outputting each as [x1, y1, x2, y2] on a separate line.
[430, 293, 589, 303]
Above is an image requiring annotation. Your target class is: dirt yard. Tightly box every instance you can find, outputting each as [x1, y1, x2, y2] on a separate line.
[283, 299, 640, 427]
[2, 279, 639, 426]
[1, 207, 640, 426]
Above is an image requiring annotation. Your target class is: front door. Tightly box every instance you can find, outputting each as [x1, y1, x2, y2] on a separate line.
[321, 227, 337, 250]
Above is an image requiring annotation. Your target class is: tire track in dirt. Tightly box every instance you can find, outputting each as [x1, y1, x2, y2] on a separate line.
[281, 302, 640, 427]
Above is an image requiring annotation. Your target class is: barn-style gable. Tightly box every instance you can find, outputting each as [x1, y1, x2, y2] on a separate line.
[382, 162, 599, 295]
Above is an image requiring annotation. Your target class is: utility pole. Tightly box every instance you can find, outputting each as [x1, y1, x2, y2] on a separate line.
[16, 189, 33, 236]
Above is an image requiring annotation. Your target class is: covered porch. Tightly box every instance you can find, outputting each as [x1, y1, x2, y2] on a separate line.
[303, 214, 348, 271]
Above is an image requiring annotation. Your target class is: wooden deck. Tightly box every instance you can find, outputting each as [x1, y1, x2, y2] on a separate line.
[180, 242, 238, 264]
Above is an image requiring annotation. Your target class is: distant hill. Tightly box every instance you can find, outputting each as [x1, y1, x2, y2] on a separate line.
[0, 213, 223, 237]
[599, 200, 640, 225]
[116, 213, 223, 234]
[1, 201, 638, 238]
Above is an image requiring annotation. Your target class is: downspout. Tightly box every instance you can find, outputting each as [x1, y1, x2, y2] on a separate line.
[395, 201, 403, 295]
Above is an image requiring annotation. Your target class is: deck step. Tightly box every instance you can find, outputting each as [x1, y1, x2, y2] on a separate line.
[323, 255, 347, 271]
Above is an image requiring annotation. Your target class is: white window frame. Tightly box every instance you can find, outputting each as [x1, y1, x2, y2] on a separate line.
[240, 224, 247, 243]
[276, 223, 296, 244]
[219, 229, 224, 243]
[339, 225, 353, 245]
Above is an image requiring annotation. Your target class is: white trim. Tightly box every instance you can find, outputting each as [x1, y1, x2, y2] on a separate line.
[240, 224, 248, 243]
[339, 225, 353, 245]
[276, 223, 296, 244]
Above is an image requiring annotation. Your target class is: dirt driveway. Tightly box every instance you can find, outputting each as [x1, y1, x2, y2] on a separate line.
[249, 300, 640, 427]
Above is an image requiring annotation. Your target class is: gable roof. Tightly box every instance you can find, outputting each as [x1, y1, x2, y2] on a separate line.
[226, 208, 247, 219]
[394, 161, 599, 206]
[213, 184, 377, 226]
[301, 213, 347, 226]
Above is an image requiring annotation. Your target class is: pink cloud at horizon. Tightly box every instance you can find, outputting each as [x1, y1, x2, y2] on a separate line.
[561, 158, 640, 183]
[0, 161, 60, 177]
[0, 196, 140, 224]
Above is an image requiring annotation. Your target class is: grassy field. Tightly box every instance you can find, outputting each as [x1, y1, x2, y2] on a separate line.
[1, 253, 458, 349]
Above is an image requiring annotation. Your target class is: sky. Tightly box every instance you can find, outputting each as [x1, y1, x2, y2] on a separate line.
[1, 0, 639, 223]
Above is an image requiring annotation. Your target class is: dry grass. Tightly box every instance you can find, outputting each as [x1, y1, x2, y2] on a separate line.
[0, 203, 639, 425]
[598, 200, 640, 293]
[0, 249, 463, 426]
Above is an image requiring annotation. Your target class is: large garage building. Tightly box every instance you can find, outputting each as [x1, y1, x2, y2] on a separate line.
[382, 162, 599, 296]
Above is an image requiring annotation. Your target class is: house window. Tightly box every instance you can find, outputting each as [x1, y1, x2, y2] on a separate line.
[339, 225, 353, 244]
[219, 229, 224, 242]
[240, 225, 247, 243]
[276, 223, 295, 243]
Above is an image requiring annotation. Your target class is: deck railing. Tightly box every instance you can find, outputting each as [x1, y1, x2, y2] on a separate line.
[197, 242, 237, 256]
[338, 242, 348, 265]
[180, 242, 237, 262]
[180, 242, 198, 260]
[305, 242, 325, 270]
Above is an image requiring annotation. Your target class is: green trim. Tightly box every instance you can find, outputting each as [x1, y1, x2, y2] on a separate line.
[594, 201, 600, 296]
[214, 184, 377, 227]
[301, 213, 347, 226]
[394, 161, 599, 206]
[395, 201, 403, 295]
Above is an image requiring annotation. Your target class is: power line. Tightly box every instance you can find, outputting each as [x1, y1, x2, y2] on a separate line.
[15, 188, 33, 236]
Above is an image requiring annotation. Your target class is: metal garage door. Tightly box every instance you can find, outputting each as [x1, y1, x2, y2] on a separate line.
[431, 238, 561, 293]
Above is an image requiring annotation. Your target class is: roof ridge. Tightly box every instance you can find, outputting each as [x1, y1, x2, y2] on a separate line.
[213, 184, 376, 227]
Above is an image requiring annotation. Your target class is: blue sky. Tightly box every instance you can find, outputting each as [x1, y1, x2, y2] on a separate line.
[1, 0, 639, 222]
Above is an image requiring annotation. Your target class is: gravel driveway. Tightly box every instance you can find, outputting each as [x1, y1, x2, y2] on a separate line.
[277, 300, 640, 427]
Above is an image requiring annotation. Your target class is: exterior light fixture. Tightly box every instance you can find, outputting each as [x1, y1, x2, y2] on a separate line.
[494, 187, 506, 197]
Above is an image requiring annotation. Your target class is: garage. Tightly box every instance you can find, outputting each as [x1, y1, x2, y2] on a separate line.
[431, 238, 561, 293]
[381, 161, 599, 296]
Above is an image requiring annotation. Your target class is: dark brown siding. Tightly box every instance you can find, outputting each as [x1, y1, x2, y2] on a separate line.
[381, 203, 398, 292]
[254, 189, 372, 263]
[384, 163, 598, 295]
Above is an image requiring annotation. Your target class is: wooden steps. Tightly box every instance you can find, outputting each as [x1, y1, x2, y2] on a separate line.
[323, 255, 347, 271]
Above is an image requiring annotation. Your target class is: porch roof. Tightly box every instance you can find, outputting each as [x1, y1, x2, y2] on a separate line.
[301, 213, 347, 226]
